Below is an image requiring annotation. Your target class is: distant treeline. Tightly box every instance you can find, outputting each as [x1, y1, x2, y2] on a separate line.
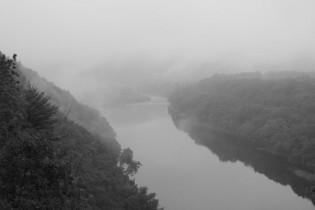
[168, 71, 315, 171]
[0, 52, 163, 210]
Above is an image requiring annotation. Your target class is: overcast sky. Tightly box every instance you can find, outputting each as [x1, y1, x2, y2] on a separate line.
[1, 0, 315, 89]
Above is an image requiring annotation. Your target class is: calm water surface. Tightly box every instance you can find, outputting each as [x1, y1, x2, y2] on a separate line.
[102, 97, 314, 210]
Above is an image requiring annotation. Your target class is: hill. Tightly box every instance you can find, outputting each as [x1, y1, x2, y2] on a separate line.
[16, 63, 119, 150]
[169, 71, 315, 171]
[0, 52, 162, 209]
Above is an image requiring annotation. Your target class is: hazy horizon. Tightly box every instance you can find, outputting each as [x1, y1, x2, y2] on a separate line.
[1, 0, 315, 100]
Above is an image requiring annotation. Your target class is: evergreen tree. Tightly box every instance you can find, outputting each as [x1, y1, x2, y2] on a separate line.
[0, 52, 24, 140]
[24, 84, 58, 133]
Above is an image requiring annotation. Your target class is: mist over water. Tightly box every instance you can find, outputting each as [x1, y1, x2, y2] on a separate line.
[1, 0, 315, 209]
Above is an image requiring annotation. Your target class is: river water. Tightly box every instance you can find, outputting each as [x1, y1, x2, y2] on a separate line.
[102, 97, 314, 210]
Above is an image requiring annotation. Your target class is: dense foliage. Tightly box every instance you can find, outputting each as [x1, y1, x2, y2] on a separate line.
[168, 72, 315, 171]
[0, 52, 162, 210]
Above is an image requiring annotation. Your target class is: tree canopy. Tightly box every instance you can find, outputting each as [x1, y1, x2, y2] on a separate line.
[169, 72, 315, 171]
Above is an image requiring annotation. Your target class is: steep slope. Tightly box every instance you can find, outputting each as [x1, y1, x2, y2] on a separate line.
[0, 53, 163, 209]
[17, 63, 120, 152]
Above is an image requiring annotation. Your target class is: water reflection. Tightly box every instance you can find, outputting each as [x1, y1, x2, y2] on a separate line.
[101, 99, 314, 209]
[180, 122, 315, 206]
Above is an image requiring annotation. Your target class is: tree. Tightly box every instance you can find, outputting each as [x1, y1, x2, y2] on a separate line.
[119, 148, 141, 176]
[23, 84, 58, 133]
[123, 187, 164, 210]
[0, 52, 24, 137]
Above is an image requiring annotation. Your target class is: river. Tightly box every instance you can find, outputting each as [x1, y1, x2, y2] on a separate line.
[102, 97, 314, 210]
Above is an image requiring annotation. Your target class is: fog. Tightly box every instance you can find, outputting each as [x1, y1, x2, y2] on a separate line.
[1, 0, 315, 102]
[2, 2, 315, 209]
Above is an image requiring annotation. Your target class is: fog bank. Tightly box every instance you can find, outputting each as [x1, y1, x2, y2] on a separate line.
[1, 0, 315, 103]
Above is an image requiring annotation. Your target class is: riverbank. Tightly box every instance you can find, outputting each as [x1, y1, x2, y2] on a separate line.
[167, 74, 315, 172]
[168, 113, 315, 205]
[102, 97, 314, 210]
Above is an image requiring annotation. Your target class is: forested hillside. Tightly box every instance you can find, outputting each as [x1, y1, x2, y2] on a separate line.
[17, 64, 117, 142]
[0, 52, 162, 210]
[168, 72, 315, 171]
